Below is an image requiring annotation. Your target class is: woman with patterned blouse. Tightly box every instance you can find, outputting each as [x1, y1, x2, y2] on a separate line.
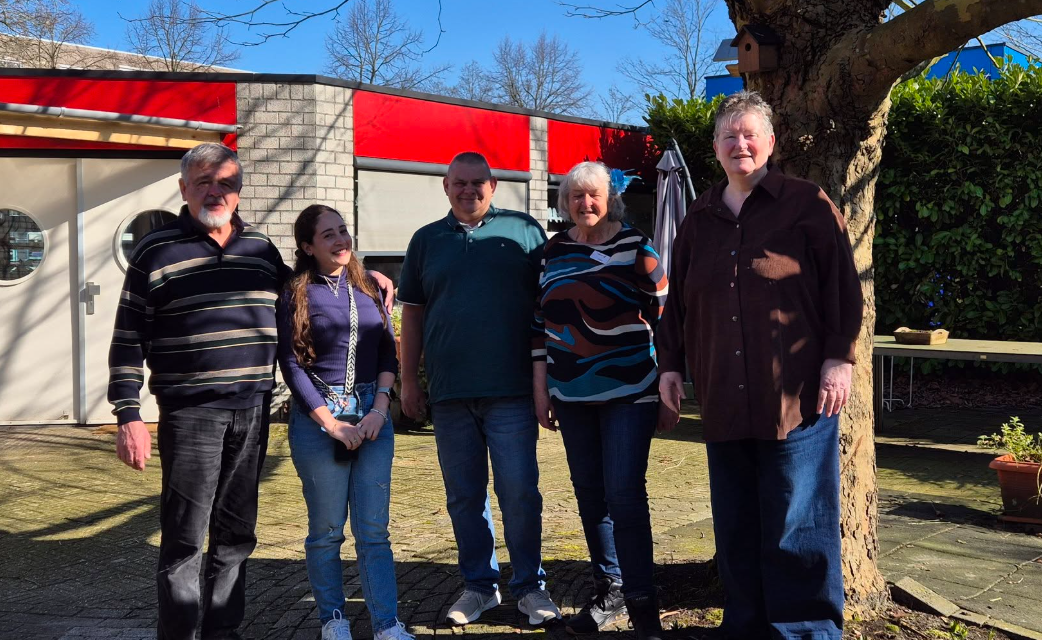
[532, 161, 668, 640]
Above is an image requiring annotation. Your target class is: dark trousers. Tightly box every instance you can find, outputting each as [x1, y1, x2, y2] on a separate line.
[156, 403, 269, 640]
[553, 400, 658, 599]
[705, 413, 844, 640]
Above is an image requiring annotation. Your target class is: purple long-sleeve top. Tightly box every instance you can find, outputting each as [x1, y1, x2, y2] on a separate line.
[277, 277, 397, 412]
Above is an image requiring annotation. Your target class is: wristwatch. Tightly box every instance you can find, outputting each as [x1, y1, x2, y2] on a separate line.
[376, 385, 396, 401]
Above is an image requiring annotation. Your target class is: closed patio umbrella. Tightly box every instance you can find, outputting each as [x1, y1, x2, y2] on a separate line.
[653, 147, 690, 279]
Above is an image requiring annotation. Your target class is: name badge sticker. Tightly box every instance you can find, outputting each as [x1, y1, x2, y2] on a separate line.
[590, 250, 610, 264]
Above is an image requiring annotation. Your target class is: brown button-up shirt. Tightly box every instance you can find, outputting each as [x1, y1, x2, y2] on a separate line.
[657, 165, 863, 441]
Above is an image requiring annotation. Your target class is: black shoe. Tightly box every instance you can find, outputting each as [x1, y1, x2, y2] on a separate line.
[564, 577, 627, 634]
[625, 594, 664, 640]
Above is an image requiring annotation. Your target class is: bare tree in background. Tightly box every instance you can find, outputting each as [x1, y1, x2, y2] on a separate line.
[433, 60, 498, 103]
[598, 83, 641, 122]
[0, 0, 103, 68]
[325, 0, 448, 91]
[491, 32, 593, 115]
[125, 0, 240, 71]
[619, 0, 719, 100]
[997, 17, 1042, 57]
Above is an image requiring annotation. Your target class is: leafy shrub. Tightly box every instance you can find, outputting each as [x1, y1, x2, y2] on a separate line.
[978, 416, 1042, 463]
[876, 62, 1042, 347]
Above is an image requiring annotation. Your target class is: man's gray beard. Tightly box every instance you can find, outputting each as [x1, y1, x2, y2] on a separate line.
[198, 208, 233, 230]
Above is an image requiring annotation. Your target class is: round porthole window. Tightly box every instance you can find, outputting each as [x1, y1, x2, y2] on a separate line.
[0, 208, 46, 285]
[116, 209, 178, 269]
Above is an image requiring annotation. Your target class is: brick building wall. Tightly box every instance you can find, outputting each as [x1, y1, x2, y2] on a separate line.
[529, 116, 549, 224]
[236, 81, 355, 263]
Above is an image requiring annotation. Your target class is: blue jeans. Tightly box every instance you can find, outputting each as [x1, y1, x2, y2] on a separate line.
[706, 413, 844, 640]
[553, 400, 658, 599]
[289, 382, 401, 632]
[430, 395, 546, 598]
[156, 402, 269, 640]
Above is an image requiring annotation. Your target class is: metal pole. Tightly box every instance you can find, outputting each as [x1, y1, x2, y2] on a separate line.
[671, 137, 698, 204]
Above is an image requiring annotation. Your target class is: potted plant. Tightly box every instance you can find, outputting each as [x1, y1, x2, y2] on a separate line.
[978, 416, 1042, 524]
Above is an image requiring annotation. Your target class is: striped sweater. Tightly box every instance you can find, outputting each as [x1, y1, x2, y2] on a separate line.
[108, 206, 288, 424]
[532, 225, 668, 404]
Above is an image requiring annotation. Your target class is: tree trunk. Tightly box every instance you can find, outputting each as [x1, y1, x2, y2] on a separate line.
[748, 74, 893, 614]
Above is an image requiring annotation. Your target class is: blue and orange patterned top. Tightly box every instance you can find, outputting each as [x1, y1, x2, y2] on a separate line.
[532, 225, 668, 404]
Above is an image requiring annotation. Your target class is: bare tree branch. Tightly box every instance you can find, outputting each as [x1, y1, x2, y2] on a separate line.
[619, 0, 720, 100]
[324, 0, 448, 91]
[490, 32, 594, 115]
[598, 83, 641, 121]
[558, 0, 655, 20]
[996, 16, 1042, 57]
[165, 0, 446, 49]
[851, 0, 1042, 96]
[0, 0, 104, 68]
[124, 0, 240, 72]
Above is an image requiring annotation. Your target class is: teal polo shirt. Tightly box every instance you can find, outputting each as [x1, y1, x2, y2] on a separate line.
[398, 206, 547, 403]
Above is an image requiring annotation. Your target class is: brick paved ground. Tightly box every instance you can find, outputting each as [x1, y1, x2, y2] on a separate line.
[2, 406, 1039, 639]
[0, 409, 713, 640]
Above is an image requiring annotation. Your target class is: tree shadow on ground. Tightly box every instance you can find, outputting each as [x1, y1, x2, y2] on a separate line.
[0, 486, 723, 640]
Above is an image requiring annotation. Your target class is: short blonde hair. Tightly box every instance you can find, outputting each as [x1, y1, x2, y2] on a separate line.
[557, 161, 626, 223]
[713, 90, 774, 140]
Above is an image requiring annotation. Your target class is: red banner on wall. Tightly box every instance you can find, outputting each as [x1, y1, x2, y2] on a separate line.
[547, 119, 656, 181]
[353, 91, 530, 171]
[0, 77, 237, 150]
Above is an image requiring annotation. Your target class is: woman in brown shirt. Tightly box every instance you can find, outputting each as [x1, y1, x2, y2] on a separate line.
[657, 91, 863, 640]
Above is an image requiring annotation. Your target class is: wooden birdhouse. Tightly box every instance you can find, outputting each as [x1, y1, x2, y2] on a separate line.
[730, 25, 782, 74]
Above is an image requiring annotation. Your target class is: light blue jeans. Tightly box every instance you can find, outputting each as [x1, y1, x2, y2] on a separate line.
[430, 395, 546, 598]
[289, 382, 401, 632]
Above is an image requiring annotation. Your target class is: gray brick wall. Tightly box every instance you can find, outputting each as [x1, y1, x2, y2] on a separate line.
[529, 116, 549, 227]
[236, 81, 354, 263]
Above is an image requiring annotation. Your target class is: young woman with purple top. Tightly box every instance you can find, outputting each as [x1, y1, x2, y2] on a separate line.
[276, 204, 412, 640]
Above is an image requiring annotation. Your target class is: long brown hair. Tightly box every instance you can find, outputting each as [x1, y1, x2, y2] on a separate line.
[286, 204, 385, 367]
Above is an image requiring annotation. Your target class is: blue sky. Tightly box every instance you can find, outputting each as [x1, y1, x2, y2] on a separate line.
[77, 0, 738, 123]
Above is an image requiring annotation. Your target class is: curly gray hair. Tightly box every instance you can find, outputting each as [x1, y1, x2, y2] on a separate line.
[713, 90, 774, 140]
[557, 161, 626, 223]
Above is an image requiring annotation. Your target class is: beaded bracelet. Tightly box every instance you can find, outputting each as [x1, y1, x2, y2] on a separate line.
[369, 407, 389, 424]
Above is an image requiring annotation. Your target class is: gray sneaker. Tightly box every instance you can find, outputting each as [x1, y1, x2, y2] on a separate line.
[374, 620, 415, 640]
[321, 610, 352, 640]
[446, 589, 502, 625]
[518, 589, 562, 626]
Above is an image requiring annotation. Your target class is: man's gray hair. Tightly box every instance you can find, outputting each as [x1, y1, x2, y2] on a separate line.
[557, 161, 626, 223]
[713, 90, 775, 140]
[180, 143, 242, 185]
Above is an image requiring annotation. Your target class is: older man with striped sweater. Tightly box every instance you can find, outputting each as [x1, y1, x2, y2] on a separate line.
[107, 143, 388, 640]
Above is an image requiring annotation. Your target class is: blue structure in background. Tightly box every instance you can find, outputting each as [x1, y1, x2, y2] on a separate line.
[704, 74, 744, 100]
[704, 43, 1034, 100]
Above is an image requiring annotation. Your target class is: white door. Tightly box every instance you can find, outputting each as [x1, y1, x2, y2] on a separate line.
[80, 159, 182, 424]
[0, 158, 77, 423]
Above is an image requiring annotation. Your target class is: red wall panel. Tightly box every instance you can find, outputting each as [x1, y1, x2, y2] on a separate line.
[0, 77, 236, 123]
[0, 134, 168, 151]
[0, 77, 237, 150]
[547, 119, 657, 181]
[353, 91, 529, 171]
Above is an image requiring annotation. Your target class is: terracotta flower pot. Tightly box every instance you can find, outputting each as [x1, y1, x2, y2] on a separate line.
[989, 454, 1042, 524]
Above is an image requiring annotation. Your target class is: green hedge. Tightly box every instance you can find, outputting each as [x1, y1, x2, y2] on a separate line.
[876, 63, 1042, 346]
[645, 64, 1042, 363]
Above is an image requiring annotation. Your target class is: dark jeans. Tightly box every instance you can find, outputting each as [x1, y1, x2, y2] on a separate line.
[553, 400, 658, 599]
[706, 413, 844, 640]
[156, 403, 269, 640]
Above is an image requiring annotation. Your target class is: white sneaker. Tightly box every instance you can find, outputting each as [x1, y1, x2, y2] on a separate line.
[445, 589, 502, 625]
[322, 609, 352, 640]
[374, 620, 415, 640]
[518, 589, 562, 626]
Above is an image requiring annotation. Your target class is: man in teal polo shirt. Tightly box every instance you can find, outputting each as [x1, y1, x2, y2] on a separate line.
[398, 151, 560, 627]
